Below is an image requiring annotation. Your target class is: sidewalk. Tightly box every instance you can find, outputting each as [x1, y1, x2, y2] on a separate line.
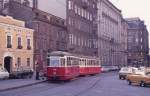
[0, 79, 46, 92]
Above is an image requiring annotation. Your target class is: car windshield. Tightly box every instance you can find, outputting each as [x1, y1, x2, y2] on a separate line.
[146, 72, 150, 76]
[121, 68, 129, 71]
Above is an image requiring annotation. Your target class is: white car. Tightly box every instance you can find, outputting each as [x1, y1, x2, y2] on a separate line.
[101, 66, 111, 72]
[0, 67, 9, 79]
[119, 67, 138, 80]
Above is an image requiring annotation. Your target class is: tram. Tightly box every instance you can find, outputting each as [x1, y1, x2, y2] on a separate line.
[47, 51, 101, 81]
[47, 51, 79, 80]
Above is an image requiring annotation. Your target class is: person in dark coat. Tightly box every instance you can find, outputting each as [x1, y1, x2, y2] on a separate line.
[35, 62, 40, 80]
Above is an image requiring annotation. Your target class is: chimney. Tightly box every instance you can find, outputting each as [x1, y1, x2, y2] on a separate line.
[33, 0, 38, 9]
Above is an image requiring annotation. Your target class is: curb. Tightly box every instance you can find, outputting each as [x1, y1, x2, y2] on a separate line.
[0, 80, 46, 92]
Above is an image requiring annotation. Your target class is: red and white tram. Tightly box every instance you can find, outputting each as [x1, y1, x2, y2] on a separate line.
[47, 51, 79, 80]
[79, 57, 101, 76]
[47, 51, 101, 81]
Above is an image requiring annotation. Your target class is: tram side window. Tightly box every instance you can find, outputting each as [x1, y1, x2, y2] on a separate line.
[98, 60, 100, 66]
[89, 60, 91, 66]
[72, 58, 75, 66]
[87, 60, 89, 66]
[67, 57, 71, 66]
[91, 60, 93, 66]
[61, 58, 65, 67]
[73, 58, 79, 66]
[97, 60, 99, 66]
[93, 60, 96, 66]
[83, 59, 85, 66]
[47, 58, 50, 66]
[85, 59, 87, 66]
[81, 59, 84, 66]
[79, 59, 82, 66]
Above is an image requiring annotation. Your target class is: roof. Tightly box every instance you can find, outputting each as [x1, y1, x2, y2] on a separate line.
[49, 51, 72, 56]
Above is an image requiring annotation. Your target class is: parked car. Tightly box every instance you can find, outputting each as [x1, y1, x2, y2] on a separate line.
[110, 66, 119, 71]
[119, 67, 138, 80]
[9, 67, 33, 79]
[0, 67, 9, 79]
[126, 72, 150, 87]
[101, 66, 111, 72]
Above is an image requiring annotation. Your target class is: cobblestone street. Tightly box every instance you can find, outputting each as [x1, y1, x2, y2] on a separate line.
[0, 72, 149, 96]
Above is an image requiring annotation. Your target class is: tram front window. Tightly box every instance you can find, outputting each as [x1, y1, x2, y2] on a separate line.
[49, 56, 60, 67]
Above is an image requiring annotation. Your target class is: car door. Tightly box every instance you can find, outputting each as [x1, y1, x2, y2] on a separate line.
[131, 74, 142, 83]
[145, 72, 150, 84]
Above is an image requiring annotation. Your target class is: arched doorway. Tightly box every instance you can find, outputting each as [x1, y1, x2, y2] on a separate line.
[4, 56, 12, 73]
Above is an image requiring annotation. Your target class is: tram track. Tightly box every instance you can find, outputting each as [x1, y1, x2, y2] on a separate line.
[73, 75, 101, 96]
[0, 75, 102, 96]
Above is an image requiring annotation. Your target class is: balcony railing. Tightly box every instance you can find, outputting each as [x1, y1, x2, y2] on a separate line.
[27, 46, 31, 50]
[17, 45, 23, 49]
[7, 44, 12, 48]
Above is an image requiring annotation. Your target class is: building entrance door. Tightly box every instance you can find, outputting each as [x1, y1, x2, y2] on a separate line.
[4, 56, 12, 73]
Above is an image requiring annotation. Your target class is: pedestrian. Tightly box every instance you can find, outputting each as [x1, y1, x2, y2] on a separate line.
[35, 62, 40, 80]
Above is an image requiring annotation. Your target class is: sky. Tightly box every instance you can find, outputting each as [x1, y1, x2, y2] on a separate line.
[111, 0, 150, 32]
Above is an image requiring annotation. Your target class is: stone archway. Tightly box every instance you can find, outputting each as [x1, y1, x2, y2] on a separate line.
[4, 56, 12, 73]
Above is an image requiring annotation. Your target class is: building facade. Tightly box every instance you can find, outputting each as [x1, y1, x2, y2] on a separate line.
[121, 19, 128, 67]
[126, 18, 149, 67]
[97, 0, 127, 67]
[0, 16, 34, 73]
[67, 0, 98, 57]
[0, 0, 67, 70]
[32, 0, 98, 57]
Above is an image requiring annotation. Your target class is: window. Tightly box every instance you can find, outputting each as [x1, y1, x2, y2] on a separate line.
[68, 0, 72, 10]
[67, 57, 71, 66]
[27, 39, 31, 50]
[61, 58, 65, 66]
[68, 17, 71, 25]
[7, 35, 12, 48]
[141, 45, 143, 50]
[17, 57, 21, 67]
[17, 37, 22, 49]
[140, 38, 143, 42]
[75, 5, 78, 14]
[27, 58, 30, 66]
[135, 38, 138, 43]
[69, 34, 73, 45]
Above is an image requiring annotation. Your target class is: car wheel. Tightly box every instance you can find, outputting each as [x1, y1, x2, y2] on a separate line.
[119, 76, 122, 79]
[140, 81, 145, 87]
[127, 80, 131, 85]
[121, 76, 125, 80]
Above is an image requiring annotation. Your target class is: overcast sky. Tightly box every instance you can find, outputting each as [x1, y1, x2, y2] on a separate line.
[111, 0, 150, 32]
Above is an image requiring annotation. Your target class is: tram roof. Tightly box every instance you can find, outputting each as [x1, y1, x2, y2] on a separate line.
[49, 51, 72, 56]
[49, 51, 99, 59]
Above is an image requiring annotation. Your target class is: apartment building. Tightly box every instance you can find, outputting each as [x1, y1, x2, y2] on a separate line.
[0, 16, 34, 73]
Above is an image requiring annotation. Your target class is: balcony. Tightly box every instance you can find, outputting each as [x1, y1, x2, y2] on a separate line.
[17, 45, 23, 49]
[27, 46, 31, 50]
[7, 44, 12, 48]
[82, 2, 88, 9]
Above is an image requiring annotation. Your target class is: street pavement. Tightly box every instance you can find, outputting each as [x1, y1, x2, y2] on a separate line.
[0, 72, 149, 96]
[0, 79, 45, 92]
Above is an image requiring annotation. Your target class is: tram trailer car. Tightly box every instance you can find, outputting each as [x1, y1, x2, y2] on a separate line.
[47, 51, 79, 81]
[79, 58, 101, 76]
